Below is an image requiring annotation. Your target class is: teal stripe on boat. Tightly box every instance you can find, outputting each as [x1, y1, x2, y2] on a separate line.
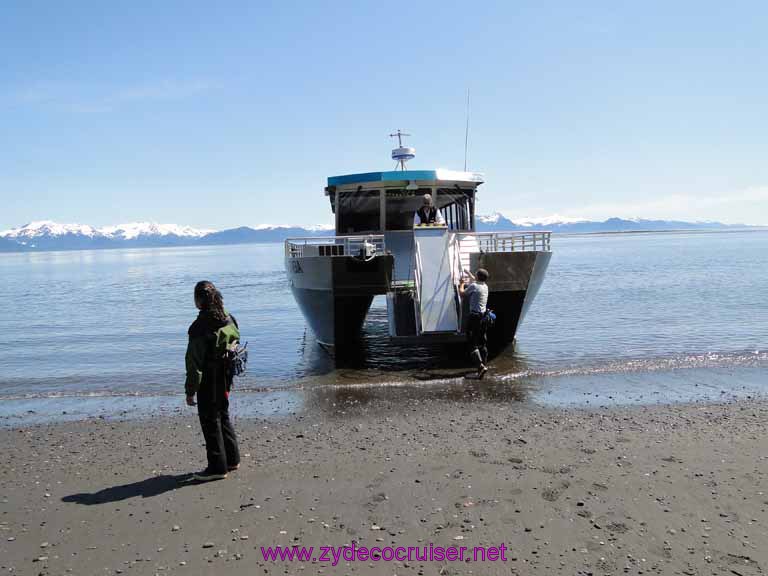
[328, 170, 484, 186]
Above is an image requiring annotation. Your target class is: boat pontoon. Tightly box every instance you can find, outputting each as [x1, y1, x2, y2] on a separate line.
[285, 134, 551, 352]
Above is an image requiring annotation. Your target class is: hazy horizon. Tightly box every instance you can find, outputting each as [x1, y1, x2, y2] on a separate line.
[2, 213, 764, 238]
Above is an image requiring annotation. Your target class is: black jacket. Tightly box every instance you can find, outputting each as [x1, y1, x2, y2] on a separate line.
[184, 311, 239, 396]
[417, 206, 439, 224]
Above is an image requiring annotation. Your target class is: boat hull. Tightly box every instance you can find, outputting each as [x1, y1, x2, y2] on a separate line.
[286, 254, 393, 347]
[470, 250, 552, 349]
[287, 249, 550, 353]
[290, 287, 374, 347]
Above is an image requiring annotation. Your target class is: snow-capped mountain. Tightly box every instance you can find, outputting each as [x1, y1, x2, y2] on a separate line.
[99, 222, 214, 240]
[250, 223, 334, 232]
[1, 220, 213, 240]
[476, 213, 587, 228]
[0, 220, 334, 251]
[474, 212, 741, 233]
[0, 221, 215, 251]
[0, 217, 757, 252]
[1, 221, 101, 240]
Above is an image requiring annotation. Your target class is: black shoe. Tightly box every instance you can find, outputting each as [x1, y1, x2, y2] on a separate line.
[192, 469, 228, 482]
[227, 463, 240, 472]
[477, 364, 488, 379]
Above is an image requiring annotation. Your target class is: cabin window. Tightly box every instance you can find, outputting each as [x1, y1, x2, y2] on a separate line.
[337, 190, 381, 234]
[436, 188, 473, 231]
[385, 188, 434, 230]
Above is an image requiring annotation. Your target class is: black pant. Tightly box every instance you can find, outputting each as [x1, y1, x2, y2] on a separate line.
[467, 312, 488, 367]
[197, 363, 240, 474]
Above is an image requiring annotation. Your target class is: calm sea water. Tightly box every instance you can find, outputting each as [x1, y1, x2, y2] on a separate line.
[1, 230, 767, 424]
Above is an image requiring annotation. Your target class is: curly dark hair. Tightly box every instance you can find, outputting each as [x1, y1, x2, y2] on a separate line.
[194, 280, 227, 322]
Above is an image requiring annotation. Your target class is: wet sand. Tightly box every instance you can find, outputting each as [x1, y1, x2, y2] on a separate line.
[1, 397, 767, 575]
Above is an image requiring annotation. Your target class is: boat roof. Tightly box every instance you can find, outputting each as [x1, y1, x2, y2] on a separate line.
[327, 169, 484, 187]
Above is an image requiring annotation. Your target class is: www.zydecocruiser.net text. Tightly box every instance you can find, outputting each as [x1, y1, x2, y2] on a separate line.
[260, 543, 511, 565]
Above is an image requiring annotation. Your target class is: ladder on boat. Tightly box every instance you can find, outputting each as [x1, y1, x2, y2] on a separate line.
[386, 228, 471, 338]
[413, 228, 462, 334]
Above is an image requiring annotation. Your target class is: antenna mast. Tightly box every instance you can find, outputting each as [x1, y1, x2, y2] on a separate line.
[463, 88, 470, 171]
[390, 129, 416, 170]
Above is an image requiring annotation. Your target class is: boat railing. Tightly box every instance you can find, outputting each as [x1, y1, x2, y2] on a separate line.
[467, 231, 552, 253]
[450, 236, 464, 331]
[413, 241, 423, 335]
[285, 235, 386, 258]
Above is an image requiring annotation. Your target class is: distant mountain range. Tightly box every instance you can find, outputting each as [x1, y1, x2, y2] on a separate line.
[0, 216, 758, 252]
[475, 214, 753, 234]
[0, 221, 336, 252]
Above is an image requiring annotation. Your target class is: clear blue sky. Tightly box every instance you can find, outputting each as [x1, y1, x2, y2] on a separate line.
[2, 0, 767, 229]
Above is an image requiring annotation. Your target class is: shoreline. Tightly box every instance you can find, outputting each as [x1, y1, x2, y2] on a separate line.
[1, 397, 766, 575]
[2, 362, 767, 430]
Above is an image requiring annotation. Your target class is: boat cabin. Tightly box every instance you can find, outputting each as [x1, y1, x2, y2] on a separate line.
[326, 170, 484, 235]
[326, 170, 484, 284]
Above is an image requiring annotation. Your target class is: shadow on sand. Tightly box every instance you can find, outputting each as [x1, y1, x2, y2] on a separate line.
[62, 474, 203, 505]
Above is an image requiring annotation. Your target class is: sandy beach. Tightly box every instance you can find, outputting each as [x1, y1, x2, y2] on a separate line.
[1, 396, 766, 575]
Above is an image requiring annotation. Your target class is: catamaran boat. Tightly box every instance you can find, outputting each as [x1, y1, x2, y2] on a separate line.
[285, 133, 552, 353]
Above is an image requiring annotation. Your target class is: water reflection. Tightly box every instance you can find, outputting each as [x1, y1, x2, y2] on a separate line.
[303, 377, 532, 418]
[294, 329, 335, 375]
[295, 316, 536, 417]
[297, 304, 504, 374]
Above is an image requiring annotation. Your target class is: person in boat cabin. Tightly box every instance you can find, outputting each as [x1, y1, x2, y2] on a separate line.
[459, 268, 490, 378]
[414, 193, 445, 226]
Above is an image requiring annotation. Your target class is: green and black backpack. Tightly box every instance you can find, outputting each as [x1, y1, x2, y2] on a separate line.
[214, 317, 248, 379]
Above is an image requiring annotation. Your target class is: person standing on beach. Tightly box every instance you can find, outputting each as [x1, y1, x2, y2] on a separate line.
[459, 268, 490, 378]
[185, 281, 241, 481]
